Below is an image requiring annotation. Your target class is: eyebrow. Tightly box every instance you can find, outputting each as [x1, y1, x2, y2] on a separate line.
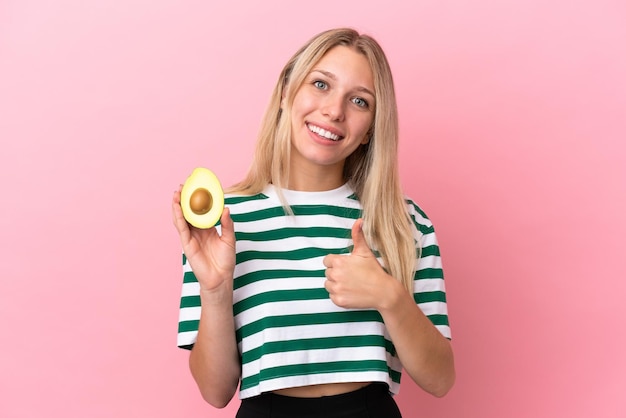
[311, 69, 375, 98]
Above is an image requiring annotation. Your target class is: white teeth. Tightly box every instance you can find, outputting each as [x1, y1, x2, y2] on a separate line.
[307, 124, 341, 141]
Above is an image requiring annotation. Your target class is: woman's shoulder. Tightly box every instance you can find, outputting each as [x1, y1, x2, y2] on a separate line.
[403, 195, 436, 233]
[224, 191, 269, 203]
[403, 195, 431, 219]
[223, 191, 273, 218]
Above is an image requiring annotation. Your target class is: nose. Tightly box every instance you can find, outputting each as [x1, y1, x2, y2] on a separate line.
[321, 93, 345, 122]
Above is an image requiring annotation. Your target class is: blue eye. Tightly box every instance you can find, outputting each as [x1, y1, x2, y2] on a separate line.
[352, 97, 369, 108]
[313, 80, 327, 89]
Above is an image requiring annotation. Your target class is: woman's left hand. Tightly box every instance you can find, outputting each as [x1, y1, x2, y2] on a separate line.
[323, 219, 396, 310]
[325, 220, 456, 397]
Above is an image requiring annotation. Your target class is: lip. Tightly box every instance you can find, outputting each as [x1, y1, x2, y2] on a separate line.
[306, 121, 345, 141]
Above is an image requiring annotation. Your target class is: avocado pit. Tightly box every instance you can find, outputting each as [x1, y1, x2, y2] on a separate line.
[189, 188, 212, 215]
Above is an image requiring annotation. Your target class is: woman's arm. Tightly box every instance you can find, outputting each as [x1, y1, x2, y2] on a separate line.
[377, 279, 455, 397]
[189, 284, 241, 407]
[172, 190, 241, 407]
[323, 219, 455, 397]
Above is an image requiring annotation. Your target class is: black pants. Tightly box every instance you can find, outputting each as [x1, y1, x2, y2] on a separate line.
[235, 383, 402, 418]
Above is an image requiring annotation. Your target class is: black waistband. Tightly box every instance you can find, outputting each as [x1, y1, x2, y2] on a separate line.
[240, 383, 390, 415]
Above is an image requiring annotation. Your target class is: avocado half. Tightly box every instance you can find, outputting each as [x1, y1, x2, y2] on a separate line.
[180, 167, 224, 229]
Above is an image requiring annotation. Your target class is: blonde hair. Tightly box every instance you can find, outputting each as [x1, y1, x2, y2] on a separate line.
[228, 28, 418, 294]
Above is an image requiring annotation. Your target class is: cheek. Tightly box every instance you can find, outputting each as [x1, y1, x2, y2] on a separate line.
[291, 89, 315, 114]
[289, 98, 303, 128]
[355, 116, 374, 142]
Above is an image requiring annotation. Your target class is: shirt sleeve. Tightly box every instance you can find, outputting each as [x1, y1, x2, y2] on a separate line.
[407, 199, 451, 340]
[177, 252, 201, 349]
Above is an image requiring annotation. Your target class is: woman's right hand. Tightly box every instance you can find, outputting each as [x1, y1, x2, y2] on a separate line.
[172, 185, 236, 293]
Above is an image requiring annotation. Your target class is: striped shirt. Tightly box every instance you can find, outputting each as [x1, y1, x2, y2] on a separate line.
[177, 183, 450, 399]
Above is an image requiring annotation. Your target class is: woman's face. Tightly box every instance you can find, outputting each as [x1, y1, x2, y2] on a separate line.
[288, 45, 375, 186]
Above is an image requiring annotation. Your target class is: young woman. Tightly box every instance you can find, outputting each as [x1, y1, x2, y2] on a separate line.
[172, 28, 455, 418]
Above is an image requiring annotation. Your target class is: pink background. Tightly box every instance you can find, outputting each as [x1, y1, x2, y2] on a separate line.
[1, 1, 625, 417]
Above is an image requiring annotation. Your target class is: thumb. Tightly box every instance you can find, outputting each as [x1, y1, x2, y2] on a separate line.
[351, 219, 371, 256]
[219, 207, 236, 247]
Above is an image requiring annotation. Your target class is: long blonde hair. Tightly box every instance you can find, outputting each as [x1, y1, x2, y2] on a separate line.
[228, 28, 419, 294]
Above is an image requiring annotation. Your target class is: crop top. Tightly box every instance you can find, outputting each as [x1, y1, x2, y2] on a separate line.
[177, 183, 450, 399]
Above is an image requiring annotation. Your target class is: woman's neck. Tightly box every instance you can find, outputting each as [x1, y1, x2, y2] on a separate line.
[287, 164, 345, 192]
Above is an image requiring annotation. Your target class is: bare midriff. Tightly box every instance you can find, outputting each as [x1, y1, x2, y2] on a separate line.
[272, 382, 372, 398]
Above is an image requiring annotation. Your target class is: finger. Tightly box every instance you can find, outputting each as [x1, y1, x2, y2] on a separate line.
[324, 264, 335, 282]
[171, 190, 183, 227]
[218, 207, 236, 248]
[172, 190, 191, 244]
[322, 254, 333, 268]
[171, 185, 185, 216]
[350, 218, 370, 256]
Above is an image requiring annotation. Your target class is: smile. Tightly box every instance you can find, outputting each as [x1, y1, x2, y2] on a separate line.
[307, 123, 343, 141]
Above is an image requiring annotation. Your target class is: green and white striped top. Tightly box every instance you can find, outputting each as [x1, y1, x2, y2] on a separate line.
[177, 183, 450, 399]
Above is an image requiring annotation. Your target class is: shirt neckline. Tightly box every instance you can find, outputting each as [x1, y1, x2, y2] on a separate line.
[262, 183, 355, 204]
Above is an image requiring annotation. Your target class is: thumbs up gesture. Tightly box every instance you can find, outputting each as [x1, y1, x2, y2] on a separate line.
[323, 219, 393, 310]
